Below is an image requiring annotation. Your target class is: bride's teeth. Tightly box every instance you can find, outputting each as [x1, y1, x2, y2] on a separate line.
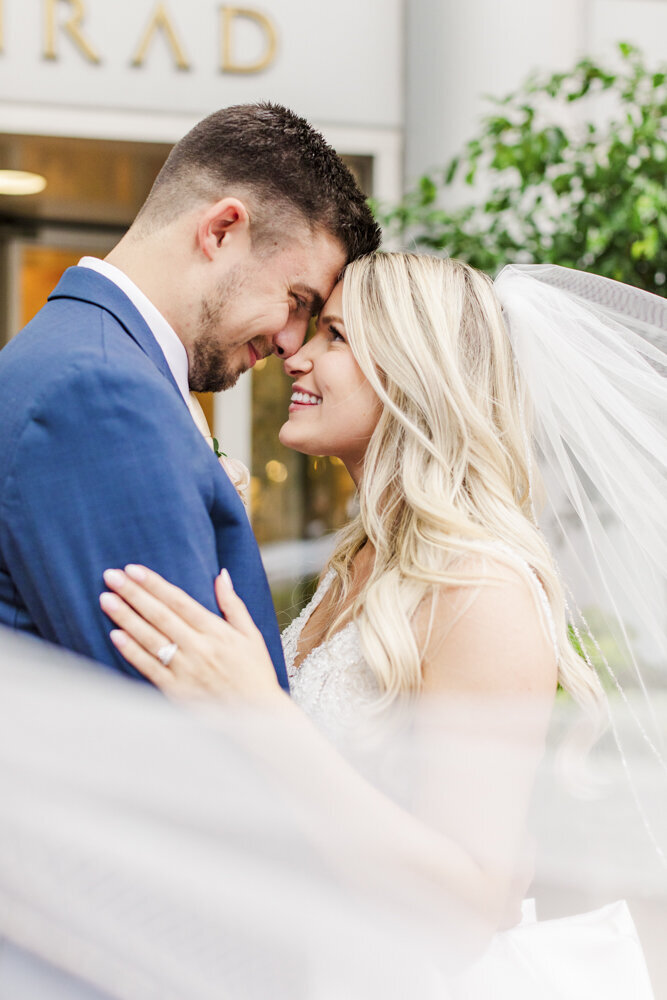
[291, 391, 321, 404]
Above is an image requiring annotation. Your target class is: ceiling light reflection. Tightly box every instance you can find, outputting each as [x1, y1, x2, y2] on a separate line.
[0, 170, 47, 196]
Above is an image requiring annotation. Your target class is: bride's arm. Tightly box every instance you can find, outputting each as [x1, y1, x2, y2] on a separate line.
[409, 559, 557, 923]
[100, 562, 555, 940]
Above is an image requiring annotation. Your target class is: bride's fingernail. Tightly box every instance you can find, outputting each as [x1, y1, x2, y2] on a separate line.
[219, 568, 234, 591]
[103, 568, 125, 588]
[110, 629, 127, 647]
[100, 592, 121, 611]
[125, 564, 147, 581]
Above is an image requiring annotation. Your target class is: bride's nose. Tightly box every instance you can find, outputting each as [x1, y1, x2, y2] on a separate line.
[283, 344, 314, 378]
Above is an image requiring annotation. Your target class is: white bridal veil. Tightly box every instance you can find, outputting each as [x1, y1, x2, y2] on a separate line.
[0, 633, 664, 999]
[494, 264, 667, 863]
[0, 265, 665, 999]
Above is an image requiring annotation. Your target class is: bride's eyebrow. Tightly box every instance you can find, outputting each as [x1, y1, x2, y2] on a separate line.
[319, 313, 344, 326]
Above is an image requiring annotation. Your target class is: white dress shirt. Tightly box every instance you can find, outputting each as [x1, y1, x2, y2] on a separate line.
[77, 256, 190, 406]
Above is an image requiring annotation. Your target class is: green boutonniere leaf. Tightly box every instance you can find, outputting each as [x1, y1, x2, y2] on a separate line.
[212, 437, 227, 459]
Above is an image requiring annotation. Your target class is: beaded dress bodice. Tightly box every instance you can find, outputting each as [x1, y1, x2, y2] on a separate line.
[282, 557, 559, 744]
[282, 570, 381, 744]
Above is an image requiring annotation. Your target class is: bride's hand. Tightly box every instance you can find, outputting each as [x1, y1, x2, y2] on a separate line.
[99, 565, 282, 702]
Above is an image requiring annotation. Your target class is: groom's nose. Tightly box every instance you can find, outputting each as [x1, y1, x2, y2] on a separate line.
[271, 314, 309, 359]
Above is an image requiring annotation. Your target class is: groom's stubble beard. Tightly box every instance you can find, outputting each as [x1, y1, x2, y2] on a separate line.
[188, 263, 255, 393]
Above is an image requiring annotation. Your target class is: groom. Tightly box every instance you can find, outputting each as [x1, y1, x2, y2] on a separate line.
[0, 103, 381, 688]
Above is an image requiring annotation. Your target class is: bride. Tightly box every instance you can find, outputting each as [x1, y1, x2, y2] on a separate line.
[97, 252, 663, 995]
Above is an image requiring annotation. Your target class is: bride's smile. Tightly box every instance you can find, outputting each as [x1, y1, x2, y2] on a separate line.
[278, 279, 381, 485]
[288, 387, 322, 407]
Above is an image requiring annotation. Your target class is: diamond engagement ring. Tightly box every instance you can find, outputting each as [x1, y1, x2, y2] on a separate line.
[156, 642, 178, 667]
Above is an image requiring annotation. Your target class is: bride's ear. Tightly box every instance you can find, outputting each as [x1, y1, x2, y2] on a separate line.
[198, 198, 251, 261]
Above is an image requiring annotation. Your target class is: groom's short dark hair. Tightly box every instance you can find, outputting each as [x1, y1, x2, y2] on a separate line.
[135, 103, 381, 263]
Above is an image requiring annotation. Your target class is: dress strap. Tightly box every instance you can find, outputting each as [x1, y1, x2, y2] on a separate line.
[492, 546, 560, 663]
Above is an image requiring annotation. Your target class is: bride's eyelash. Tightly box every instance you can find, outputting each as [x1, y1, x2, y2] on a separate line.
[329, 324, 344, 342]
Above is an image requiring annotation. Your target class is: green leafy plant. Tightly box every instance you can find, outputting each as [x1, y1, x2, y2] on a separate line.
[378, 43, 667, 293]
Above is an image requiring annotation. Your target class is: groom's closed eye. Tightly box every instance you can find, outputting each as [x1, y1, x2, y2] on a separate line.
[290, 293, 310, 313]
[291, 284, 325, 318]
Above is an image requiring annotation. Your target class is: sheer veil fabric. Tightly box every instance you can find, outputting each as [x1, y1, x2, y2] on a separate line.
[0, 633, 663, 999]
[0, 265, 665, 998]
[494, 265, 667, 864]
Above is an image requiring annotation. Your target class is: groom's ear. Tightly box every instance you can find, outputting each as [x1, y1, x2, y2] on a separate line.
[197, 197, 251, 262]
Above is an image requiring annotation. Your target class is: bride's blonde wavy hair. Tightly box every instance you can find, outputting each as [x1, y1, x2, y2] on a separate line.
[325, 252, 605, 722]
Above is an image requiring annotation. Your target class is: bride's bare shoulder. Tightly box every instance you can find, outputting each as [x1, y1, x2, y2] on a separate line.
[415, 553, 559, 697]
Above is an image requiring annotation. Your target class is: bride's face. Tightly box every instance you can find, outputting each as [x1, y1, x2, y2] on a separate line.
[278, 280, 381, 483]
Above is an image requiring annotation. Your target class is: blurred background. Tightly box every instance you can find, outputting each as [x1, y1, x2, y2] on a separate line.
[0, 0, 664, 622]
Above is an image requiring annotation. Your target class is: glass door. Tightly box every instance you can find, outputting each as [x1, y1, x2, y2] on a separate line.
[1, 232, 216, 430]
[1, 231, 119, 345]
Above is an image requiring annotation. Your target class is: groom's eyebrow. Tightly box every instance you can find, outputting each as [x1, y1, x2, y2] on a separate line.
[293, 284, 324, 315]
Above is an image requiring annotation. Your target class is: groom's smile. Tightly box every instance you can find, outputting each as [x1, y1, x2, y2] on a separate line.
[187, 222, 345, 393]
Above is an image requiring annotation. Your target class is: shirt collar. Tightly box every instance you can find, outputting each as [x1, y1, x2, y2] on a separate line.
[77, 256, 190, 405]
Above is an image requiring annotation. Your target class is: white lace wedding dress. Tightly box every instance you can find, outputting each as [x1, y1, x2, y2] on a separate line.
[283, 569, 381, 745]
[281, 567, 656, 1000]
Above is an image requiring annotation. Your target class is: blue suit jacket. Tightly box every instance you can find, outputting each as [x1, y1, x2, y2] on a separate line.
[0, 266, 289, 690]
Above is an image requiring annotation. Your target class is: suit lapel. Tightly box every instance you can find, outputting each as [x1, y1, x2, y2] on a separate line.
[48, 266, 183, 397]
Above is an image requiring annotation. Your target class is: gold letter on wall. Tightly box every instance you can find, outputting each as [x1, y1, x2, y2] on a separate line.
[220, 7, 277, 74]
[43, 0, 101, 63]
[131, 3, 190, 71]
